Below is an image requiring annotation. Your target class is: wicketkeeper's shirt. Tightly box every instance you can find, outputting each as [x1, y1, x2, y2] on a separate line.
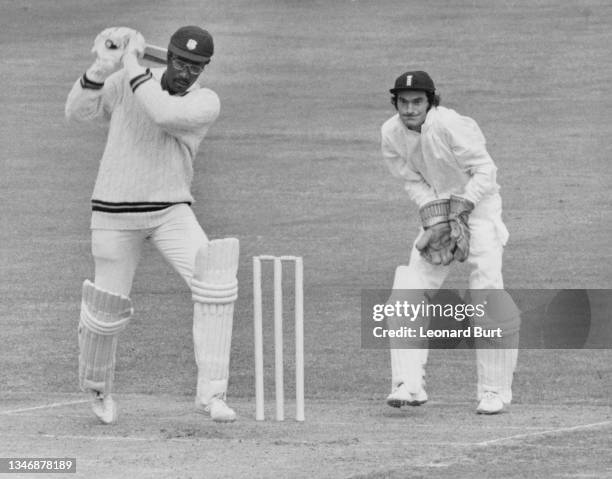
[65, 66, 220, 229]
[380, 106, 500, 208]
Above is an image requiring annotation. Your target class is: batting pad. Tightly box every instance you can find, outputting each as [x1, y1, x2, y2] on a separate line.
[191, 238, 239, 404]
[78, 280, 132, 395]
[470, 290, 520, 404]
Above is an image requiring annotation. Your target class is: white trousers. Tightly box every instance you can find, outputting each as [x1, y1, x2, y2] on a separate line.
[91, 205, 207, 296]
[390, 197, 518, 403]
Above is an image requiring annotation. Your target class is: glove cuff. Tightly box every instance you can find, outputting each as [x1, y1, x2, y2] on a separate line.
[449, 195, 475, 218]
[419, 199, 450, 228]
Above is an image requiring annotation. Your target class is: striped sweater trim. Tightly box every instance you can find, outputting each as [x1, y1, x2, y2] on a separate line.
[129, 69, 153, 93]
[80, 73, 104, 90]
[91, 199, 191, 213]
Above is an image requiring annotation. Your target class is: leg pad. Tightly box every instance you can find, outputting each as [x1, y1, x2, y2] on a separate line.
[78, 280, 132, 394]
[191, 238, 240, 404]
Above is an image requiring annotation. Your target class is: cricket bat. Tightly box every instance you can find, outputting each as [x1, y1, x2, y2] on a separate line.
[143, 44, 167, 65]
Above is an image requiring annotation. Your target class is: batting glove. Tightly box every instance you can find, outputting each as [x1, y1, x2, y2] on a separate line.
[123, 31, 146, 62]
[86, 27, 138, 83]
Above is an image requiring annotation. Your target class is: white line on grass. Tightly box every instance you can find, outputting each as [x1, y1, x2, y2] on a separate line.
[0, 433, 196, 443]
[474, 419, 612, 446]
[0, 399, 89, 415]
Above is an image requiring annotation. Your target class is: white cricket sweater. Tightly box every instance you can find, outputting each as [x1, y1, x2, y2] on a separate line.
[380, 106, 500, 208]
[65, 62, 220, 229]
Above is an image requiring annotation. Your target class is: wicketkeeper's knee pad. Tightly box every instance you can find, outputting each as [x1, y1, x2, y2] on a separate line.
[190, 238, 239, 403]
[78, 280, 132, 395]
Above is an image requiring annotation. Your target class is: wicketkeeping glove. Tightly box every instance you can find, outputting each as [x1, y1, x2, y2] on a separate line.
[86, 27, 140, 83]
[448, 195, 474, 262]
[415, 199, 455, 266]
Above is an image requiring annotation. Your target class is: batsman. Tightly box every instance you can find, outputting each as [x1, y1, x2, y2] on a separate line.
[65, 26, 239, 423]
[380, 71, 520, 414]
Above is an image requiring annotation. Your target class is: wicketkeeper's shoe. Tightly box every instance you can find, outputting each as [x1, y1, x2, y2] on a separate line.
[476, 391, 505, 415]
[386, 382, 428, 408]
[91, 392, 117, 425]
[195, 397, 237, 423]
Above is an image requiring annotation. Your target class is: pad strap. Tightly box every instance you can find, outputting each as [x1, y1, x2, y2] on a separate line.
[80, 280, 132, 334]
[191, 278, 238, 304]
[78, 280, 133, 395]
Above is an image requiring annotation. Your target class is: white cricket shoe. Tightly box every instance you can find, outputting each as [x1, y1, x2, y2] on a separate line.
[386, 383, 428, 408]
[91, 392, 117, 425]
[195, 397, 237, 423]
[476, 391, 505, 415]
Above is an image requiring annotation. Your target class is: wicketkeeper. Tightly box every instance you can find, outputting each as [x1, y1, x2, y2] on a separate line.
[65, 26, 239, 424]
[380, 70, 520, 414]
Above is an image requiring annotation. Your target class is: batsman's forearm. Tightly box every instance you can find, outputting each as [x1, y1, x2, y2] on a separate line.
[65, 77, 106, 122]
[124, 55, 149, 84]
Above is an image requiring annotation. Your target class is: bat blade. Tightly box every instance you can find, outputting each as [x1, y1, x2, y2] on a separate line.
[143, 44, 167, 65]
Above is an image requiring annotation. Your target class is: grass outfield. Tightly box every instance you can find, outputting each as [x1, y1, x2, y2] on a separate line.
[1, 0, 611, 477]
